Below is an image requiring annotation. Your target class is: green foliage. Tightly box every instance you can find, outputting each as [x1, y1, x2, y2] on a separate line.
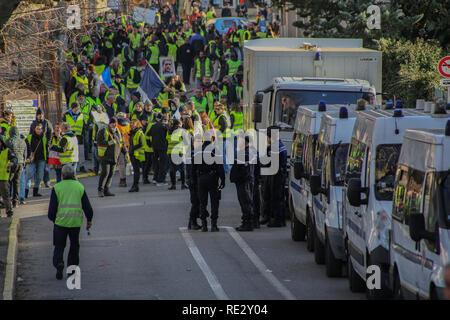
[376, 38, 443, 107]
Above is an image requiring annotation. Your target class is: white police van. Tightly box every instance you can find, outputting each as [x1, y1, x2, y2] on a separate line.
[289, 102, 343, 251]
[390, 120, 450, 300]
[343, 106, 449, 299]
[308, 107, 358, 276]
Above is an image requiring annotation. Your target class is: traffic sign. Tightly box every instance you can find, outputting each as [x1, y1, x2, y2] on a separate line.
[440, 78, 450, 87]
[438, 56, 450, 77]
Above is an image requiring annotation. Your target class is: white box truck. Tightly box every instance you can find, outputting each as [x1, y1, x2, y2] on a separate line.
[243, 38, 382, 151]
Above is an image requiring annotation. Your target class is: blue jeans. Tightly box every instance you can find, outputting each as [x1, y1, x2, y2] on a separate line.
[44, 164, 50, 184]
[25, 161, 46, 190]
[19, 168, 25, 200]
[54, 167, 62, 183]
[223, 141, 230, 173]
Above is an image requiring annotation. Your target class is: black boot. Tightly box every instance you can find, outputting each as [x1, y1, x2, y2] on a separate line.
[236, 221, 253, 231]
[260, 217, 270, 225]
[56, 263, 64, 280]
[201, 219, 208, 232]
[267, 218, 284, 228]
[210, 219, 219, 232]
[143, 178, 151, 184]
[104, 189, 115, 196]
[25, 189, 29, 199]
[33, 187, 42, 197]
[253, 219, 260, 229]
[129, 185, 139, 192]
[188, 218, 202, 230]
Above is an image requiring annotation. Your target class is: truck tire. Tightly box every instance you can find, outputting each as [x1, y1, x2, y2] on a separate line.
[306, 212, 314, 252]
[347, 251, 365, 293]
[314, 227, 325, 264]
[325, 234, 342, 277]
[290, 197, 306, 241]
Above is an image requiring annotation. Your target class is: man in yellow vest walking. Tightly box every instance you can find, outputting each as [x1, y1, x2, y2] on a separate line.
[48, 165, 93, 280]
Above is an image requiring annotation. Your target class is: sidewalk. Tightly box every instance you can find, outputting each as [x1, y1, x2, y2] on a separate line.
[0, 218, 11, 298]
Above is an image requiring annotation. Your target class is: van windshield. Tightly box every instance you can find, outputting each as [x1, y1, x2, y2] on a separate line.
[274, 90, 369, 130]
[332, 143, 349, 186]
[375, 144, 401, 201]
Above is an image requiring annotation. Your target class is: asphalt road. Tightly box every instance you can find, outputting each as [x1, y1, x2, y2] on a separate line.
[14, 172, 365, 300]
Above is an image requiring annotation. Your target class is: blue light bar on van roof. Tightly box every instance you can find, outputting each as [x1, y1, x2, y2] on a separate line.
[318, 100, 326, 112]
[339, 106, 348, 119]
[393, 109, 404, 117]
[395, 100, 403, 108]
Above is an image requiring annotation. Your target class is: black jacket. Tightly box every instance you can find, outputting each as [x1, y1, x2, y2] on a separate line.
[177, 43, 195, 65]
[26, 133, 47, 162]
[149, 122, 169, 151]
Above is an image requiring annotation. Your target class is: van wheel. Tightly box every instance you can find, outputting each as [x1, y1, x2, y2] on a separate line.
[290, 197, 306, 241]
[306, 213, 314, 252]
[392, 270, 403, 300]
[325, 235, 342, 277]
[314, 227, 325, 264]
[348, 253, 365, 293]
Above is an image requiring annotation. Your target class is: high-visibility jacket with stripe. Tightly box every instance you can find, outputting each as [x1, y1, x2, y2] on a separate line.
[131, 129, 145, 162]
[112, 82, 126, 98]
[166, 129, 184, 155]
[97, 128, 114, 158]
[196, 58, 211, 78]
[80, 101, 91, 124]
[94, 64, 106, 76]
[206, 10, 215, 21]
[0, 122, 10, 139]
[206, 90, 219, 113]
[190, 96, 208, 114]
[237, 29, 245, 47]
[64, 112, 84, 136]
[148, 45, 159, 64]
[0, 148, 11, 181]
[129, 33, 142, 49]
[121, 46, 133, 63]
[167, 43, 177, 62]
[144, 122, 153, 152]
[244, 30, 251, 41]
[54, 179, 85, 228]
[212, 113, 230, 138]
[227, 59, 241, 76]
[110, 64, 123, 77]
[73, 74, 89, 93]
[59, 134, 78, 163]
[236, 85, 243, 101]
[230, 111, 244, 135]
[127, 68, 140, 90]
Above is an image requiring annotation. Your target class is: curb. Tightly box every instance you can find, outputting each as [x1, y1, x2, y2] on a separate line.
[2, 217, 20, 300]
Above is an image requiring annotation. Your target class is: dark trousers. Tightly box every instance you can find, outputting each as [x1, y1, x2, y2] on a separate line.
[181, 63, 192, 85]
[235, 181, 253, 223]
[186, 164, 200, 220]
[53, 224, 80, 269]
[153, 149, 168, 183]
[143, 152, 153, 180]
[198, 174, 220, 221]
[9, 164, 23, 203]
[0, 180, 12, 213]
[251, 179, 261, 222]
[98, 160, 115, 191]
[263, 173, 285, 221]
[83, 128, 92, 160]
[130, 156, 142, 187]
[169, 158, 185, 185]
[151, 63, 159, 74]
[54, 167, 62, 183]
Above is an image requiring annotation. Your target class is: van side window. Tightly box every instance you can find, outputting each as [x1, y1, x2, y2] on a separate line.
[375, 144, 401, 201]
[404, 169, 425, 224]
[423, 173, 439, 253]
[292, 132, 306, 162]
[314, 140, 326, 175]
[392, 167, 408, 223]
[303, 134, 317, 178]
[345, 137, 366, 182]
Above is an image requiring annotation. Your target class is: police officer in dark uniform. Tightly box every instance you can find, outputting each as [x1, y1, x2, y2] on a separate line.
[262, 126, 287, 227]
[186, 133, 202, 230]
[192, 131, 225, 232]
[230, 134, 256, 231]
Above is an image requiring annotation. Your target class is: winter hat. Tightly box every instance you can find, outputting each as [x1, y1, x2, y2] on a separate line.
[36, 108, 44, 116]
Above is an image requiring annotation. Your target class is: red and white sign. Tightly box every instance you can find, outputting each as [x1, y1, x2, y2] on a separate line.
[438, 56, 450, 77]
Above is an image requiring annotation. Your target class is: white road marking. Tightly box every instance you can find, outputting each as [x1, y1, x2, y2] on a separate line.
[221, 226, 297, 300]
[179, 227, 229, 300]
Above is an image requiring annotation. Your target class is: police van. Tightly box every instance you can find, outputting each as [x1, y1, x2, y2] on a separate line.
[289, 102, 345, 251]
[390, 120, 450, 300]
[308, 107, 358, 277]
[343, 106, 449, 299]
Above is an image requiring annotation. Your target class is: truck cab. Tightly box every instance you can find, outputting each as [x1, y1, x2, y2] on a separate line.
[288, 103, 349, 252]
[390, 121, 450, 300]
[343, 107, 449, 299]
[308, 107, 359, 277]
[249, 77, 375, 155]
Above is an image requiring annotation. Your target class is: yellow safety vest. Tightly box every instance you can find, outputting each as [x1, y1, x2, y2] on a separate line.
[59, 135, 78, 164]
[64, 113, 84, 136]
[129, 33, 142, 49]
[54, 180, 85, 228]
[230, 111, 244, 135]
[0, 149, 11, 181]
[131, 129, 145, 162]
[227, 60, 241, 76]
[196, 58, 211, 78]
